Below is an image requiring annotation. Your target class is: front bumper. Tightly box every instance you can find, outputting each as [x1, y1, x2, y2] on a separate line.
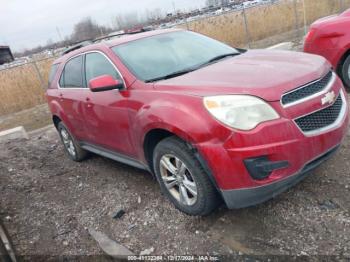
[221, 145, 339, 209]
[196, 80, 349, 209]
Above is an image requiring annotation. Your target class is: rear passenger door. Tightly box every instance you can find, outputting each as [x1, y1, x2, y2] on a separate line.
[83, 52, 134, 156]
[58, 55, 88, 140]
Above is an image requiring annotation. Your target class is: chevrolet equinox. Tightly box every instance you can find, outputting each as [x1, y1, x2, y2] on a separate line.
[47, 29, 349, 216]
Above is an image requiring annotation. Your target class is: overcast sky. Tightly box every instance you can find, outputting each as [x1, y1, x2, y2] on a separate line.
[0, 0, 205, 52]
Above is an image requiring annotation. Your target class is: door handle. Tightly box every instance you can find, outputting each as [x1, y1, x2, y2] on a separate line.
[86, 97, 92, 108]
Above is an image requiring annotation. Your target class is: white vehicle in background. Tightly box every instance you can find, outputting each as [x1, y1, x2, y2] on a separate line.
[234, 3, 244, 10]
[108, 30, 125, 36]
[187, 16, 198, 22]
[215, 9, 223, 15]
[244, 0, 261, 8]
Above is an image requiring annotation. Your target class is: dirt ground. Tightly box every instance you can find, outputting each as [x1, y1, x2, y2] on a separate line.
[0, 104, 51, 132]
[1, 99, 350, 260]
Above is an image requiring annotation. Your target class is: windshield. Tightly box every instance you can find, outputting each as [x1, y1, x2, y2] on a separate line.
[112, 31, 239, 82]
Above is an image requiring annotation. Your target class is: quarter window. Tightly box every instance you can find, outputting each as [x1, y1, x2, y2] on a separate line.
[85, 53, 121, 84]
[60, 56, 84, 88]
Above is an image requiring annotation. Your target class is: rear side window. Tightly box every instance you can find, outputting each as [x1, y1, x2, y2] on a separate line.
[85, 52, 122, 84]
[48, 64, 59, 88]
[60, 56, 84, 88]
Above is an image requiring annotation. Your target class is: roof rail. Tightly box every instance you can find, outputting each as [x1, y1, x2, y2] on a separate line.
[61, 28, 152, 56]
[93, 33, 126, 43]
[93, 29, 148, 43]
[62, 40, 93, 55]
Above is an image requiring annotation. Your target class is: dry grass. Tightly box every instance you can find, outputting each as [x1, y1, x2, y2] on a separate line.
[1, 0, 348, 117]
[188, 11, 247, 47]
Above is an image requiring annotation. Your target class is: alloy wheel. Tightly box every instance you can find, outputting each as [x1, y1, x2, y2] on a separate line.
[60, 129, 76, 157]
[159, 154, 198, 206]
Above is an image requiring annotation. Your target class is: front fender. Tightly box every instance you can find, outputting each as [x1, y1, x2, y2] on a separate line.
[129, 93, 232, 161]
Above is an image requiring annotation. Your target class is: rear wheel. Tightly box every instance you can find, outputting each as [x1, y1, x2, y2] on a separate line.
[340, 54, 350, 91]
[153, 137, 220, 216]
[57, 122, 88, 162]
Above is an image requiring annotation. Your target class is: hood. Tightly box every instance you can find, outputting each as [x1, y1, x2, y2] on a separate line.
[311, 10, 350, 28]
[154, 50, 330, 101]
[312, 14, 339, 26]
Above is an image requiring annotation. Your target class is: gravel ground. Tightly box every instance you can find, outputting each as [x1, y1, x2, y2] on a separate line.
[0, 104, 350, 260]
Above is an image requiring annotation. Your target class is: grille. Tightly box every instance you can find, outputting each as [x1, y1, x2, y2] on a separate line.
[282, 71, 333, 105]
[295, 95, 343, 133]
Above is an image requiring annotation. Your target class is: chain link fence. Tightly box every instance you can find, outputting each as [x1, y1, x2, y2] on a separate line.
[0, 0, 349, 116]
[0, 56, 56, 116]
[182, 0, 349, 48]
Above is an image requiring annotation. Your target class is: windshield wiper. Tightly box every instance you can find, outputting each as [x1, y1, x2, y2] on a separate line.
[145, 67, 198, 83]
[206, 52, 240, 64]
[145, 52, 241, 83]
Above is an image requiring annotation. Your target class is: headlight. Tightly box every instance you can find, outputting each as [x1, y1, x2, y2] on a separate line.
[203, 95, 279, 131]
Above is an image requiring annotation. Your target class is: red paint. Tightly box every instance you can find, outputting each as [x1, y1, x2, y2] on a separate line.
[304, 9, 350, 69]
[47, 29, 349, 193]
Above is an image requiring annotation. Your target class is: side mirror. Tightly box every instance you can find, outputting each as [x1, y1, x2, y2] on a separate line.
[89, 75, 124, 92]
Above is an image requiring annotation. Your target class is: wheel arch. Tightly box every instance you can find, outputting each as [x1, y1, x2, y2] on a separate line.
[143, 128, 184, 174]
[142, 127, 221, 193]
[48, 100, 74, 132]
[52, 115, 62, 129]
[337, 46, 350, 73]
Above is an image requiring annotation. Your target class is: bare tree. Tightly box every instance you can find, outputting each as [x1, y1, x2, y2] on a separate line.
[70, 17, 111, 43]
[113, 12, 143, 31]
[145, 8, 163, 22]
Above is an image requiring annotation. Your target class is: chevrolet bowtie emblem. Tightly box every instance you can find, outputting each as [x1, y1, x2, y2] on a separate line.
[321, 91, 336, 105]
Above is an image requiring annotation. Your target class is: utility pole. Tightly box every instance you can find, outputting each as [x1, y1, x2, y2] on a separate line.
[242, 5, 251, 48]
[293, 0, 299, 38]
[56, 27, 63, 42]
[302, 0, 307, 35]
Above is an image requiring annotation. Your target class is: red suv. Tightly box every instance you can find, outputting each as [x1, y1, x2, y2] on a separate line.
[47, 29, 349, 216]
[304, 9, 350, 89]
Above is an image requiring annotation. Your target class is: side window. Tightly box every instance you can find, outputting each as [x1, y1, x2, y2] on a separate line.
[48, 64, 59, 88]
[85, 53, 122, 84]
[60, 56, 83, 88]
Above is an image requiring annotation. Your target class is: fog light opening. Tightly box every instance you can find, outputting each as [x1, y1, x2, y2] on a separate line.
[244, 156, 289, 180]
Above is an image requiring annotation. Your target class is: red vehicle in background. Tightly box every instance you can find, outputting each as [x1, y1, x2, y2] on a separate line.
[304, 9, 350, 89]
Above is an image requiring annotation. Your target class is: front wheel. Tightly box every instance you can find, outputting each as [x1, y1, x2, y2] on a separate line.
[153, 137, 220, 216]
[340, 54, 350, 91]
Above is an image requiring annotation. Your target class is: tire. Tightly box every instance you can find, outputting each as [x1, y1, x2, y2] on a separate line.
[340, 54, 350, 91]
[57, 122, 88, 162]
[153, 137, 220, 216]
